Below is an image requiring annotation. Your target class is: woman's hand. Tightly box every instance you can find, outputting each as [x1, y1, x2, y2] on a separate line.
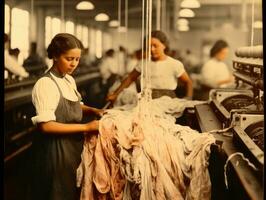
[84, 120, 99, 132]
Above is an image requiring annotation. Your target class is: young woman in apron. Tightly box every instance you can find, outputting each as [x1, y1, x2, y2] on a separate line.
[31, 33, 102, 200]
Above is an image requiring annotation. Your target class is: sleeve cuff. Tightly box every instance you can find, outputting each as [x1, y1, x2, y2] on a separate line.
[31, 111, 56, 125]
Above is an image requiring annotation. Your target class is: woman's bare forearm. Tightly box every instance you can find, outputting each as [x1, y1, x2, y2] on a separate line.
[38, 120, 98, 135]
[113, 69, 140, 95]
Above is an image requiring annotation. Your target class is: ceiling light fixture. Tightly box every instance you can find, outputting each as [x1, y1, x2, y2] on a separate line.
[95, 13, 109, 21]
[76, 1, 94, 10]
[180, 0, 200, 9]
[109, 20, 119, 27]
[178, 24, 189, 31]
[177, 18, 189, 26]
[179, 8, 195, 18]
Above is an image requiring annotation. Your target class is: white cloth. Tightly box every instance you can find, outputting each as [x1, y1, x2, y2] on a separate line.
[31, 72, 82, 124]
[116, 51, 127, 76]
[201, 58, 232, 88]
[99, 57, 118, 84]
[126, 58, 138, 74]
[4, 50, 29, 78]
[135, 56, 185, 90]
[77, 97, 215, 200]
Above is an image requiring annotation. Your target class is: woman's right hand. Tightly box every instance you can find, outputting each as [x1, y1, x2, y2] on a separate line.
[84, 120, 99, 132]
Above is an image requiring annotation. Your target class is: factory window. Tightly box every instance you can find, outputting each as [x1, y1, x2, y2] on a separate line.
[103, 32, 112, 51]
[11, 7, 29, 64]
[51, 18, 61, 38]
[5, 4, 10, 34]
[65, 20, 75, 35]
[45, 16, 52, 48]
[95, 30, 102, 58]
[89, 28, 96, 59]
[76, 24, 83, 41]
[82, 26, 89, 48]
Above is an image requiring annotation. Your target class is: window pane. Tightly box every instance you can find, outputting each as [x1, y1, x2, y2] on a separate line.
[5, 4, 10, 33]
[103, 32, 112, 51]
[82, 26, 88, 48]
[95, 30, 102, 58]
[51, 18, 61, 38]
[66, 20, 74, 34]
[45, 16, 52, 48]
[76, 24, 82, 40]
[89, 28, 96, 58]
[11, 8, 29, 64]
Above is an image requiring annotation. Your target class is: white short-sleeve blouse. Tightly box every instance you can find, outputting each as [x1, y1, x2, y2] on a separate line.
[134, 56, 185, 90]
[31, 72, 82, 125]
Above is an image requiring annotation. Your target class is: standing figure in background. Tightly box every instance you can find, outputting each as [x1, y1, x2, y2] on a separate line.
[107, 30, 193, 104]
[4, 33, 29, 79]
[99, 49, 119, 97]
[9, 48, 20, 60]
[31, 33, 102, 200]
[79, 47, 92, 67]
[23, 42, 47, 76]
[183, 49, 201, 74]
[116, 45, 127, 77]
[200, 40, 235, 99]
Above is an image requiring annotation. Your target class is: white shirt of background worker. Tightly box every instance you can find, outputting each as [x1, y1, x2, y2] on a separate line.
[4, 33, 29, 79]
[201, 40, 234, 88]
[134, 56, 185, 90]
[106, 30, 193, 103]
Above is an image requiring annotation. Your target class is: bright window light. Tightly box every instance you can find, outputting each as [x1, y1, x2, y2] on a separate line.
[95, 30, 102, 58]
[109, 20, 119, 27]
[82, 26, 88, 48]
[11, 8, 30, 64]
[76, 24, 83, 40]
[51, 18, 61, 38]
[76, 1, 94, 10]
[180, 0, 200, 9]
[5, 4, 10, 33]
[254, 21, 262, 29]
[65, 20, 75, 34]
[90, 28, 96, 58]
[179, 8, 195, 18]
[103, 32, 112, 51]
[95, 13, 109, 22]
[45, 16, 52, 48]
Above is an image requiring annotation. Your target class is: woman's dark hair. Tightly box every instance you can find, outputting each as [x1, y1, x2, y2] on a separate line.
[151, 30, 170, 53]
[105, 49, 115, 57]
[47, 33, 84, 59]
[144, 30, 170, 54]
[210, 40, 228, 57]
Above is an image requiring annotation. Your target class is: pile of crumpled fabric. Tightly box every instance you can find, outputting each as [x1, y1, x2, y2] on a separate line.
[77, 96, 215, 200]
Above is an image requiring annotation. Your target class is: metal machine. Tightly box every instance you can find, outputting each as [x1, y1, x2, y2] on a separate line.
[194, 45, 263, 200]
